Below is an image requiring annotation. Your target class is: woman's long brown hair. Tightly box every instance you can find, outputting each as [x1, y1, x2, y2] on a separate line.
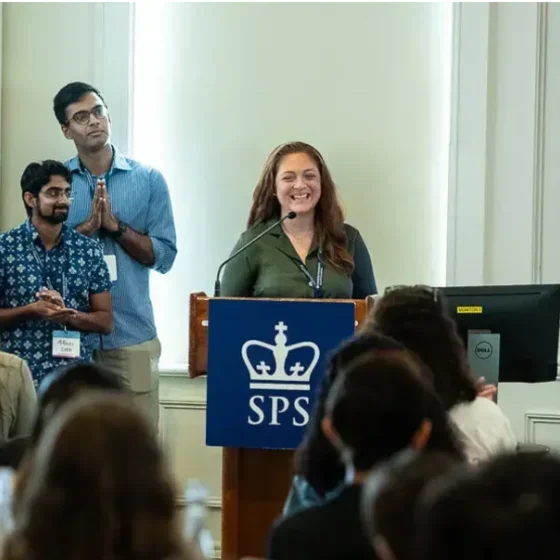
[5, 393, 193, 560]
[248, 141, 353, 274]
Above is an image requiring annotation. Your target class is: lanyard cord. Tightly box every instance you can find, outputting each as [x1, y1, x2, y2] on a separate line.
[293, 250, 325, 298]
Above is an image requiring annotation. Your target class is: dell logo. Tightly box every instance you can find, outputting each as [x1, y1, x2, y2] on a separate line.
[475, 341, 493, 360]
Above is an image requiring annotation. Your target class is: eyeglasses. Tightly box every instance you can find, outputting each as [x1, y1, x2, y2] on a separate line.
[40, 188, 73, 201]
[67, 104, 108, 126]
[384, 284, 440, 303]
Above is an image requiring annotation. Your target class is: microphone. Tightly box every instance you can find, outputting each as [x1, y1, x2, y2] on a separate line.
[214, 212, 296, 297]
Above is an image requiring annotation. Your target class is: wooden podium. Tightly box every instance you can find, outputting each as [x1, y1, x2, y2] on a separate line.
[189, 293, 372, 560]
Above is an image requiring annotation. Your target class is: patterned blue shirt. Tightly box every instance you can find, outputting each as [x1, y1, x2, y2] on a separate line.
[0, 221, 112, 385]
[65, 147, 177, 351]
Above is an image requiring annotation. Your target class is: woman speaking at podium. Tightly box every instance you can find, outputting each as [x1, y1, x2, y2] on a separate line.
[220, 141, 377, 299]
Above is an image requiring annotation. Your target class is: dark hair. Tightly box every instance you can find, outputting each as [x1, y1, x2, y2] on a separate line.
[369, 285, 478, 410]
[294, 331, 406, 496]
[326, 349, 464, 471]
[31, 362, 125, 445]
[5, 393, 193, 560]
[247, 141, 353, 274]
[418, 452, 560, 560]
[53, 81, 106, 125]
[362, 450, 461, 560]
[20, 160, 72, 217]
[13, 364, 126, 506]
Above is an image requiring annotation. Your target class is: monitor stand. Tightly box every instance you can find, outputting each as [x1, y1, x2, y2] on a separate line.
[466, 330, 501, 404]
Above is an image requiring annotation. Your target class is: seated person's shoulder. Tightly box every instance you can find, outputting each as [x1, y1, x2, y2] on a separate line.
[0, 352, 24, 373]
[457, 395, 508, 418]
[271, 504, 325, 544]
[270, 494, 366, 560]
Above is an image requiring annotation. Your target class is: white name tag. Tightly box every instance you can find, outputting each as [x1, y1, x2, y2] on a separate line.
[104, 255, 118, 282]
[52, 330, 81, 359]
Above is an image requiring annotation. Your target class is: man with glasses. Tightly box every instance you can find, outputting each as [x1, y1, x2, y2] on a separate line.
[0, 160, 113, 386]
[53, 82, 177, 429]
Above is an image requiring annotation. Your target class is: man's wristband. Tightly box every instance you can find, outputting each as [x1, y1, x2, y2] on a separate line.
[108, 221, 128, 240]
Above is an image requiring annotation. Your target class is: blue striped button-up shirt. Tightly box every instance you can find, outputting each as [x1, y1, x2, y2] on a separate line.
[65, 147, 177, 351]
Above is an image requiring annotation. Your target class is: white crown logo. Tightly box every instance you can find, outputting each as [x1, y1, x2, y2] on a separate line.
[242, 321, 320, 391]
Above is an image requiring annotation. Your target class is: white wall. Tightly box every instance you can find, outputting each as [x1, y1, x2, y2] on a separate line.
[451, 3, 560, 450]
[0, 2, 132, 232]
[134, 2, 453, 370]
[1, 3, 96, 229]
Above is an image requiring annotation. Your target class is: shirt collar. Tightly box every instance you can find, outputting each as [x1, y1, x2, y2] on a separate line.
[112, 146, 132, 171]
[26, 219, 68, 248]
[261, 217, 319, 259]
[67, 144, 132, 175]
[262, 217, 285, 237]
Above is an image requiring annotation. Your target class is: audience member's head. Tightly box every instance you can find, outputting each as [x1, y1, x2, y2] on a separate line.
[4, 392, 193, 560]
[294, 331, 407, 496]
[321, 348, 464, 479]
[417, 452, 560, 560]
[368, 285, 478, 410]
[31, 362, 125, 445]
[10, 363, 125, 493]
[361, 450, 461, 560]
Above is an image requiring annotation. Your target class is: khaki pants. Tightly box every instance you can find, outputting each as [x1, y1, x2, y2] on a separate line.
[94, 337, 161, 430]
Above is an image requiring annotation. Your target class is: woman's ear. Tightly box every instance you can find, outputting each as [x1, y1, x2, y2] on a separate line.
[411, 419, 432, 451]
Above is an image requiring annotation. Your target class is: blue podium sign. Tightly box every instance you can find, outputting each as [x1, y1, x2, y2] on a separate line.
[206, 299, 356, 450]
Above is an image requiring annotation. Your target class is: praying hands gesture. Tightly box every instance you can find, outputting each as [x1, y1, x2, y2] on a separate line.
[78, 179, 119, 236]
[76, 179, 156, 267]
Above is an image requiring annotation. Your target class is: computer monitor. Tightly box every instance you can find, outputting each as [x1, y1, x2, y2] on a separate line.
[439, 284, 560, 384]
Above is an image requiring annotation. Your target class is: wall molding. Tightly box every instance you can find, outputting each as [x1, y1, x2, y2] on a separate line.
[540, 4, 560, 283]
[93, 2, 134, 155]
[159, 398, 221, 507]
[160, 398, 207, 411]
[524, 411, 560, 443]
[530, 3, 548, 284]
[160, 368, 191, 379]
[446, 2, 490, 286]
[447, 3, 556, 286]
[158, 397, 207, 449]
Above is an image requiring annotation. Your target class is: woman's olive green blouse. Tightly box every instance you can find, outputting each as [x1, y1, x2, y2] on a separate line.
[221, 219, 377, 299]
